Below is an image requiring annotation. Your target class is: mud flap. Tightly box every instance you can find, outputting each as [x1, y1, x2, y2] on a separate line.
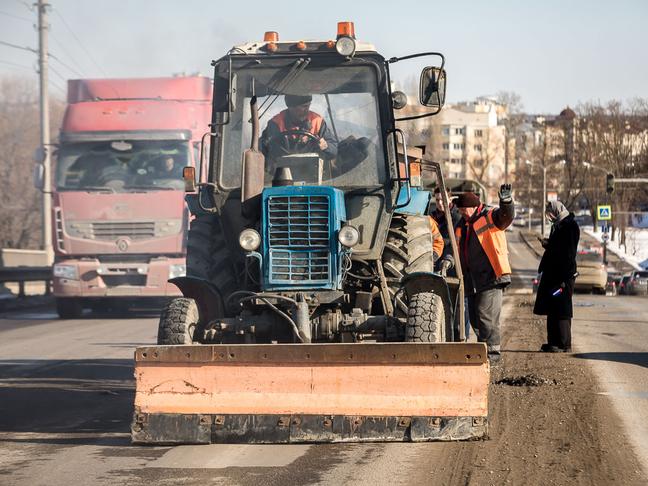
[132, 342, 489, 444]
[169, 276, 224, 327]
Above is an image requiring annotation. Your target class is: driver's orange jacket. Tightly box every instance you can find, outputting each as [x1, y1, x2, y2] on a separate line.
[270, 110, 323, 135]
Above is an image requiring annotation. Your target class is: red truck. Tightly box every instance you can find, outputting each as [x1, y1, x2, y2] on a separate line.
[51, 76, 212, 318]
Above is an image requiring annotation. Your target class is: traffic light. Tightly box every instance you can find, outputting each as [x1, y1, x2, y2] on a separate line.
[606, 173, 614, 194]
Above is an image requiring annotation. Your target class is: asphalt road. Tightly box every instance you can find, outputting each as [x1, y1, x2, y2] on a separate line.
[1, 229, 646, 485]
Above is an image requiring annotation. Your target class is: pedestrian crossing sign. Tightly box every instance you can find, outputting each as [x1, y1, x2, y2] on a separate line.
[597, 205, 612, 220]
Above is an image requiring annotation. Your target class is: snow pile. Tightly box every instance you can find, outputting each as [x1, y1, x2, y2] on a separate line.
[584, 226, 648, 270]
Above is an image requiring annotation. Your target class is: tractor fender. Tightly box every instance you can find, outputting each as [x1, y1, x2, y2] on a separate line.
[401, 272, 454, 334]
[169, 276, 225, 326]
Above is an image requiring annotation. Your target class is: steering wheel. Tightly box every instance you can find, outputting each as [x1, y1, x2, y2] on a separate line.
[268, 129, 320, 156]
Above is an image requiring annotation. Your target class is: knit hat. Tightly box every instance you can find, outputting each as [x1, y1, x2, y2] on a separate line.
[454, 192, 481, 208]
[285, 94, 313, 107]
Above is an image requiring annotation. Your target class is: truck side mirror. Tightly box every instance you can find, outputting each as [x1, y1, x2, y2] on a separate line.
[33, 163, 45, 191]
[419, 67, 446, 109]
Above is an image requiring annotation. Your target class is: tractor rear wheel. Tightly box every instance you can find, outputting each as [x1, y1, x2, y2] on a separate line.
[382, 214, 436, 316]
[157, 297, 199, 345]
[186, 213, 238, 310]
[406, 291, 445, 342]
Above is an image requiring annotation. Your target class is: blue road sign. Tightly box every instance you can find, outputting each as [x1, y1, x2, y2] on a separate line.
[597, 205, 612, 221]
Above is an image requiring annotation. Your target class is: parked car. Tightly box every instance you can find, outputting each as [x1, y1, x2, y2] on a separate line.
[622, 270, 648, 296]
[575, 250, 607, 294]
[618, 275, 632, 295]
[606, 273, 622, 296]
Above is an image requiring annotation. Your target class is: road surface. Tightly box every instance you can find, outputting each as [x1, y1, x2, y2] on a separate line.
[1, 229, 646, 485]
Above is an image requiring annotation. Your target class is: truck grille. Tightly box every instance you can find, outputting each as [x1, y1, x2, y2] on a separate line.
[267, 195, 330, 283]
[90, 221, 156, 240]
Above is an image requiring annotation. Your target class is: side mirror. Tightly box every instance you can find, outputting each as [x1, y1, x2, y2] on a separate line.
[419, 67, 446, 109]
[33, 163, 45, 191]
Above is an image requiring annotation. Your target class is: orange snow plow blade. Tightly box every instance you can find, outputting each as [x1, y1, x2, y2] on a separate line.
[131, 342, 489, 444]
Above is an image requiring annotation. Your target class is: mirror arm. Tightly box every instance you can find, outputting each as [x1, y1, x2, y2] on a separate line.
[395, 108, 442, 122]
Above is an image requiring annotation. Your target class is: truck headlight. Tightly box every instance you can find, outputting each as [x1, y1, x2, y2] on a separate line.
[335, 36, 356, 57]
[168, 264, 186, 279]
[53, 264, 78, 280]
[239, 229, 261, 251]
[338, 225, 360, 248]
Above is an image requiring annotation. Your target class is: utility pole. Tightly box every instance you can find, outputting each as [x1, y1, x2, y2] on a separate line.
[38, 0, 53, 265]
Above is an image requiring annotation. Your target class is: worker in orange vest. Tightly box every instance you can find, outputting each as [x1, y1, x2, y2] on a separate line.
[261, 94, 338, 162]
[454, 184, 514, 362]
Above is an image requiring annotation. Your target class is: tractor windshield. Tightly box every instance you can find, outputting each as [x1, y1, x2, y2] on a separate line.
[56, 140, 190, 192]
[218, 60, 386, 189]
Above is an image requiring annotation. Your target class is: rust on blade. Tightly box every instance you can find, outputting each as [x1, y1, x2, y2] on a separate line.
[134, 342, 488, 365]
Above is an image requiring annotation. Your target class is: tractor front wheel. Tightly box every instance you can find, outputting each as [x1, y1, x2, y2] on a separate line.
[157, 298, 199, 345]
[405, 291, 445, 343]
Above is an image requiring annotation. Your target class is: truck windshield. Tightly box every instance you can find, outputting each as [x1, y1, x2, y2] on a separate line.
[218, 61, 386, 189]
[56, 140, 190, 192]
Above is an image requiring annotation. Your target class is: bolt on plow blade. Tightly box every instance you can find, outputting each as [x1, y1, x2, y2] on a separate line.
[131, 342, 489, 444]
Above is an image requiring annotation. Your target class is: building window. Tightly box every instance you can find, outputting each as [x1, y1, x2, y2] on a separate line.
[474, 144, 483, 152]
[453, 143, 464, 150]
[442, 143, 450, 150]
[442, 127, 450, 136]
[454, 127, 465, 135]
[474, 129, 483, 137]
[474, 159, 484, 166]
[450, 158, 463, 164]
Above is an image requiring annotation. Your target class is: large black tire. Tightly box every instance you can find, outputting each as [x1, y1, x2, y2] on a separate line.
[406, 292, 445, 342]
[186, 214, 238, 306]
[157, 298, 199, 345]
[382, 214, 436, 315]
[56, 298, 83, 319]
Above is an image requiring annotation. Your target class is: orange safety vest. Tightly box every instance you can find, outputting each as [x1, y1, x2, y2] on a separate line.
[455, 208, 511, 278]
[428, 216, 444, 257]
[271, 110, 323, 136]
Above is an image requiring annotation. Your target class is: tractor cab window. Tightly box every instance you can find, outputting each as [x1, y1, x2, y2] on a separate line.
[56, 139, 190, 192]
[218, 62, 386, 190]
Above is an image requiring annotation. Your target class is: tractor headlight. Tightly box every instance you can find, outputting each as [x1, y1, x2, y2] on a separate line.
[239, 228, 261, 251]
[53, 264, 78, 280]
[335, 36, 356, 57]
[168, 264, 186, 279]
[338, 225, 360, 248]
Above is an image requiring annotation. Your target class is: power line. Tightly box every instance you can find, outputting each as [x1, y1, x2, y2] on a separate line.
[52, 7, 107, 76]
[12, 0, 34, 11]
[0, 9, 33, 22]
[0, 59, 34, 71]
[0, 39, 37, 54]
[48, 63, 67, 84]
[50, 34, 85, 76]
[49, 51, 83, 78]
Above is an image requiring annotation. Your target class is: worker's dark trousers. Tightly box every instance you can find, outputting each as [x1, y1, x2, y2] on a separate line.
[547, 315, 571, 349]
[467, 288, 502, 356]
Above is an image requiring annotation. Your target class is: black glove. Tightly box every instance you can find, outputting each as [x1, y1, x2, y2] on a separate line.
[498, 183, 512, 203]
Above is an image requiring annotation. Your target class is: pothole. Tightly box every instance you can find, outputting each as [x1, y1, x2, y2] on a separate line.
[495, 374, 558, 387]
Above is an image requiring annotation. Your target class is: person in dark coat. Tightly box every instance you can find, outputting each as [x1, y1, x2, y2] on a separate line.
[533, 200, 580, 352]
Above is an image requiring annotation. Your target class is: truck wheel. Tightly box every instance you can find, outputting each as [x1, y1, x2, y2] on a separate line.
[406, 292, 445, 342]
[56, 298, 83, 319]
[382, 214, 436, 316]
[157, 298, 199, 345]
[186, 214, 238, 311]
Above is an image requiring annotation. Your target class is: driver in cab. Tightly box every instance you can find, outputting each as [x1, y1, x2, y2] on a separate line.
[261, 94, 338, 162]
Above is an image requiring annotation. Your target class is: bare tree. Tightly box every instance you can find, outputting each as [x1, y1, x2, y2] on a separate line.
[0, 76, 64, 249]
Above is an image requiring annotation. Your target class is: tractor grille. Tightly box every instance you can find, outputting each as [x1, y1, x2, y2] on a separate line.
[267, 195, 330, 283]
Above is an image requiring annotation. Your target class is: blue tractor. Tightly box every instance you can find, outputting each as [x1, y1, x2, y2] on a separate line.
[132, 24, 487, 445]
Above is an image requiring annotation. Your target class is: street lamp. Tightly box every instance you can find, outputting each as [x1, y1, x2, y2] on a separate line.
[526, 159, 566, 236]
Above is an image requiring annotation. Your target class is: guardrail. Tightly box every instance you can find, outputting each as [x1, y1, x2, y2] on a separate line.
[0, 266, 52, 297]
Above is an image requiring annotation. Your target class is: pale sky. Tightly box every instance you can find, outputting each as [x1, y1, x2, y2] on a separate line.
[1, 0, 647, 113]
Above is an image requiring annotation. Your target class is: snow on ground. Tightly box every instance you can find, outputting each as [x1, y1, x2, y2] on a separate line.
[584, 226, 648, 270]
